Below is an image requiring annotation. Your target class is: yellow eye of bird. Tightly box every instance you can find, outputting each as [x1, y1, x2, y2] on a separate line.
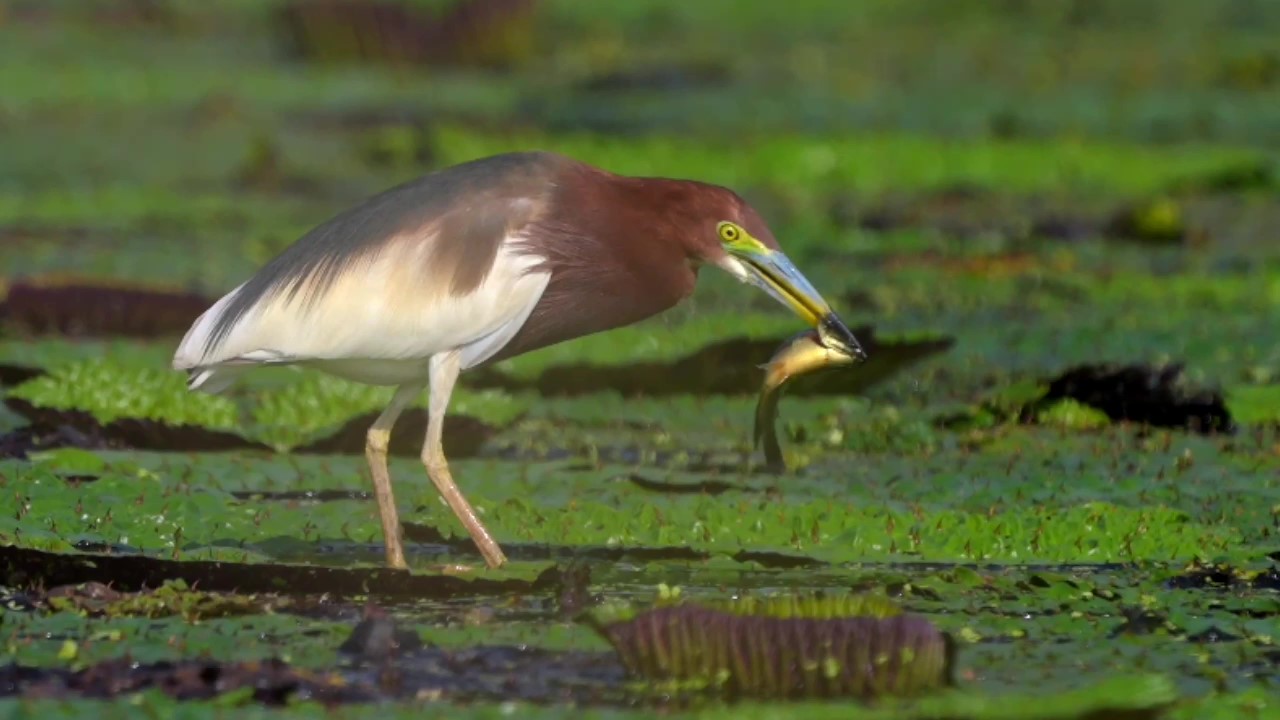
[719, 223, 740, 242]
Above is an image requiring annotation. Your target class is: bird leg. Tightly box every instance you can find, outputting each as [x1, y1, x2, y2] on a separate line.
[424, 350, 508, 568]
[365, 382, 424, 570]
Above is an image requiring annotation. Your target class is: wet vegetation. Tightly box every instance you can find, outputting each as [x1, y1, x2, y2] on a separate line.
[1, 0, 1278, 717]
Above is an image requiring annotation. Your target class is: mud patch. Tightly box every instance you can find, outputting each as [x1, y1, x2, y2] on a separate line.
[948, 363, 1238, 435]
[12, 579, 296, 621]
[0, 280, 212, 338]
[4, 391, 503, 459]
[0, 546, 565, 601]
[624, 473, 748, 496]
[0, 591, 1188, 711]
[396, 526, 819, 569]
[0, 363, 45, 387]
[0, 645, 630, 707]
[0, 421, 116, 460]
[4, 397, 270, 453]
[1165, 562, 1280, 592]
[1031, 363, 1233, 433]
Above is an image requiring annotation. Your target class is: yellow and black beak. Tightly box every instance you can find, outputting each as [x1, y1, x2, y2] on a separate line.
[725, 241, 867, 361]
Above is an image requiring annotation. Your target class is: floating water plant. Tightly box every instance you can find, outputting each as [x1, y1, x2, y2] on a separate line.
[587, 593, 953, 701]
[8, 357, 239, 429]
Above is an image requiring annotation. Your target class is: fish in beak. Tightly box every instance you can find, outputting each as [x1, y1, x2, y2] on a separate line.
[719, 226, 867, 360]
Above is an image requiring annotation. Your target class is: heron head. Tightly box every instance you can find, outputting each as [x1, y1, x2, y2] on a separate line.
[688, 193, 866, 360]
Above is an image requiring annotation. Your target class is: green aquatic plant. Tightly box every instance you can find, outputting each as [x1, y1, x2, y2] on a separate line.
[1035, 399, 1111, 430]
[8, 357, 239, 429]
[1107, 196, 1187, 244]
[44, 579, 286, 622]
[1224, 384, 1280, 426]
[4, 357, 527, 450]
[588, 593, 951, 700]
[429, 126, 1265, 200]
[246, 370, 527, 449]
[698, 593, 905, 621]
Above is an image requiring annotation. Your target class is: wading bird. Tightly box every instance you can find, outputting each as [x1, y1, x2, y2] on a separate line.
[173, 151, 865, 570]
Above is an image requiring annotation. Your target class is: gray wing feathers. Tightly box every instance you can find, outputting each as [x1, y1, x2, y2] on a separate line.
[194, 151, 566, 361]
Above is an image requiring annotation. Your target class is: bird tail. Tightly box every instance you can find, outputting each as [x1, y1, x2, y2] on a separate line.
[185, 365, 248, 394]
[172, 280, 262, 394]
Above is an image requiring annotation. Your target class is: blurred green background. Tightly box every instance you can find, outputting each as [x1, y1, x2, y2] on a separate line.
[0, 1, 1278, 717]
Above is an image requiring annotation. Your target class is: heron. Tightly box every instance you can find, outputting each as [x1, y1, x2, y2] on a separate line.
[173, 151, 865, 570]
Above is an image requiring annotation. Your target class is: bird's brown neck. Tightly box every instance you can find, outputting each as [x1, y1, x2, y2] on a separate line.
[489, 166, 702, 363]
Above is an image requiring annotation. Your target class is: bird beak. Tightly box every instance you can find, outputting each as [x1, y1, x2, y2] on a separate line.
[724, 243, 867, 361]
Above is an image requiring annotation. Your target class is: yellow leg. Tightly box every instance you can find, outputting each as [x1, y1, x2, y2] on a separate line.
[424, 350, 508, 568]
[365, 382, 423, 570]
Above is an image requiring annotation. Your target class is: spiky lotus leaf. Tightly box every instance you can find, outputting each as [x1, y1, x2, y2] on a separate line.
[588, 593, 952, 700]
[702, 592, 904, 620]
